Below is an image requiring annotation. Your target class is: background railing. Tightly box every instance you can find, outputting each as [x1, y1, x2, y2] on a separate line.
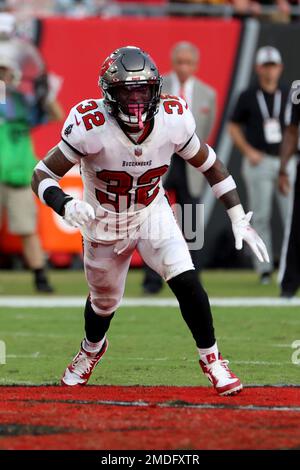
[117, 3, 300, 18]
[4, 1, 300, 19]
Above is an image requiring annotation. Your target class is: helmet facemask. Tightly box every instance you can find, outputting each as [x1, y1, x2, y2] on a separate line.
[105, 81, 161, 129]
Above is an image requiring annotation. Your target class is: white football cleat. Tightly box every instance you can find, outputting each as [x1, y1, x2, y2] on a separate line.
[199, 353, 243, 396]
[61, 339, 108, 386]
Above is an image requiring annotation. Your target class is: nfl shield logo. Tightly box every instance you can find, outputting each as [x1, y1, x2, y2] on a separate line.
[134, 146, 143, 157]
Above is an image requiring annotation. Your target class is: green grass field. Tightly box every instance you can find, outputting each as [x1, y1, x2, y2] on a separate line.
[1, 269, 298, 297]
[0, 269, 299, 386]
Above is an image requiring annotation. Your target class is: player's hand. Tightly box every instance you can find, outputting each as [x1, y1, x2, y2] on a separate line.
[232, 211, 270, 263]
[278, 170, 291, 196]
[246, 148, 263, 166]
[63, 199, 95, 228]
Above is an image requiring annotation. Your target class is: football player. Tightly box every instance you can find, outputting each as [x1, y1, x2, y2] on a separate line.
[31, 46, 269, 395]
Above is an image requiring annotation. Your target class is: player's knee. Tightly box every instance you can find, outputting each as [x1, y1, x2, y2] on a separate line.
[162, 244, 194, 281]
[91, 293, 122, 316]
[168, 268, 198, 287]
[167, 269, 208, 302]
[87, 270, 124, 315]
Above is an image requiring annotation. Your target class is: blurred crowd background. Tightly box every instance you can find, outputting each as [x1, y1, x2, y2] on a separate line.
[1, 0, 300, 21]
[0, 0, 299, 294]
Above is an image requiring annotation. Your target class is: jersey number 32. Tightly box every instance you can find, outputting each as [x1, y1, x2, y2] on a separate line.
[96, 166, 168, 212]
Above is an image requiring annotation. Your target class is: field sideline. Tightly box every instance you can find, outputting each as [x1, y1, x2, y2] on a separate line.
[0, 269, 299, 449]
[1, 268, 298, 297]
[1, 385, 299, 450]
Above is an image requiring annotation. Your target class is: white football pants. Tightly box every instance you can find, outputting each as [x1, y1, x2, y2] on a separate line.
[83, 196, 194, 315]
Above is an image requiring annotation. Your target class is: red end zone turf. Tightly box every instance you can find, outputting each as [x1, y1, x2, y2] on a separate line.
[0, 386, 299, 450]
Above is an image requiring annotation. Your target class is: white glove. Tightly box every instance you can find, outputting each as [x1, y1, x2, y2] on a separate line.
[63, 199, 95, 228]
[230, 210, 270, 263]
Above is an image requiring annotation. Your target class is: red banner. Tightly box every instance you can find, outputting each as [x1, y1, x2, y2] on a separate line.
[1, 17, 241, 260]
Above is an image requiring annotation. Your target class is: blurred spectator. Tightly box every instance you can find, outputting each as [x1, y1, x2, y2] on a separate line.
[0, 12, 44, 96]
[0, 56, 62, 292]
[0, 12, 64, 120]
[143, 41, 216, 294]
[228, 46, 295, 285]
[168, 0, 298, 23]
[167, 0, 228, 17]
[232, 0, 293, 22]
[168, 0, 227, 3]
[54, 0, 121, 16]
[55, 0, 98, 16]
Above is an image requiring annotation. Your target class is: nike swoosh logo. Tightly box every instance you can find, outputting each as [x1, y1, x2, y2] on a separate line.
[75, 115, 81, 126]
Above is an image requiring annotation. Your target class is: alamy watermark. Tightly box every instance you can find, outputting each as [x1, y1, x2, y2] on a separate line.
[291, 340, 300, 365]
[291, 80, 300, 105]
[0, 340, 6, 365]
[92, 199, 205, 251]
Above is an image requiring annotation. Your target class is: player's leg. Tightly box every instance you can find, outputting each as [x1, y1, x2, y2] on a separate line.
[137, 198, 242, 396]
[61, 239, 134, 386]
[167, 269, 241, 395]
[141, 155, 186, 295]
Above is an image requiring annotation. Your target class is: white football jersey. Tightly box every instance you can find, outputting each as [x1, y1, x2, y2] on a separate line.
[58, 96, 200, 242]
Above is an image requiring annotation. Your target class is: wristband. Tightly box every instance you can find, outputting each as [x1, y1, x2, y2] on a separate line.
[212, 175, 236, 199]
[197, 145, 216, 173]
[227, 204, 246, 223]
[43, 186, 73, 216]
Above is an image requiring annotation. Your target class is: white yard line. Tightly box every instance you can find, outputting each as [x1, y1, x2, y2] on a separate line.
[0, 354, 292, 366]
[0, 379, 51, 385]
[0, 331, 73, 338]
[6, 352, 40, 358]
[1, 296, 300, 308]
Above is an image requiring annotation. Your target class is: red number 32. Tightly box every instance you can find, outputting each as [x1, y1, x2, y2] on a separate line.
[76, 100, 105, 131]
[96, 166, 169, 211]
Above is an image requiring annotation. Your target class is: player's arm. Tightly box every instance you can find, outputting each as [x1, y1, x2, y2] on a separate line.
[188, 143, 241, 210]
[182, 142, 269, 263]
[31, 146, 95, 227]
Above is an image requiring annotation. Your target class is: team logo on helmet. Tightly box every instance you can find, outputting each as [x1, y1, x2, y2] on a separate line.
[100, 55, 117, 77]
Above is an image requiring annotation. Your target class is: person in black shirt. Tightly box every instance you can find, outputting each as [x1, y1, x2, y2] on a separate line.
[228, 46, 294, 285]
[278, 85, 300, 298]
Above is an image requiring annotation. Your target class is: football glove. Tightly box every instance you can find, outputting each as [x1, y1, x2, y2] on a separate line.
[63, 199, 95, 228]
[232, 211, 269, 263]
